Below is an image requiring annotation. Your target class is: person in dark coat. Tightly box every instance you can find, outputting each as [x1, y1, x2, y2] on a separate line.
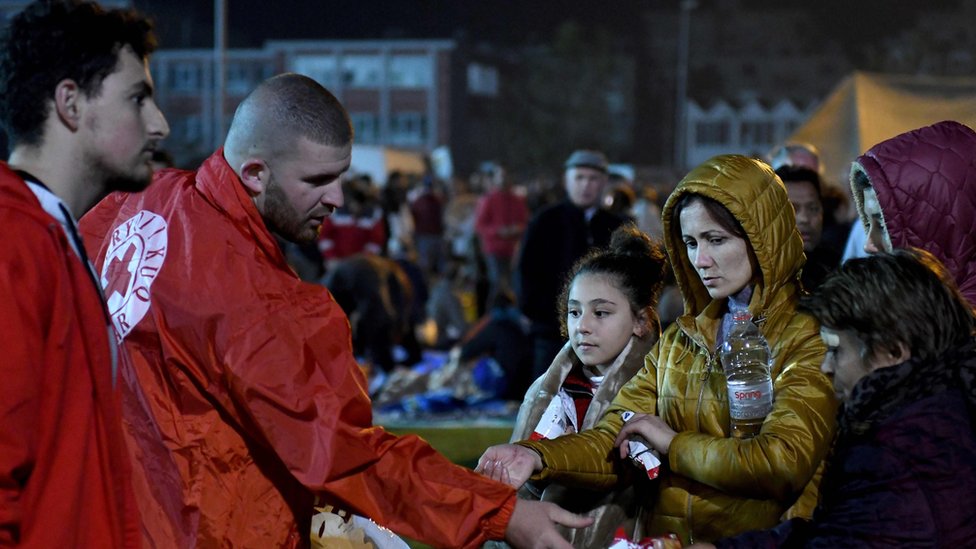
[775, 166, 840, 291]
[516, 149, 625, 378]
[701, 248, 976, 548]
[323, 253, 414, 373]
[459, 288, 531, 400]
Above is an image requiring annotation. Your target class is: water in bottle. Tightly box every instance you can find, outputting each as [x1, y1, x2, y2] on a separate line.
[719, 311, 773, 439]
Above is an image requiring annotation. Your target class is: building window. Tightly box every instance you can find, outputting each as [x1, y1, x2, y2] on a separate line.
[341, 54, 383, 88]
[290, 55, 338, 87]
[467, 62, 499, 96]
[739, 121, 775, 147]
[390, 55, 433, 88]
[350, 112, 379, 144]
[171, 62, 200, 93]
[389, 112, 427, 146]
[226, 62, 258, 95]
[171, 115, 202, 143]
[694, 120, 730, 146]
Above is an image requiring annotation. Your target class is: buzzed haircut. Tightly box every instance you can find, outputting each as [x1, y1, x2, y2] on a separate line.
[0, 0, 157, 147]
[225, 73, 352, 157]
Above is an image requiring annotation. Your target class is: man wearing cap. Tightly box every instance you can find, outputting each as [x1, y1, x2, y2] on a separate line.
[515, 149, 625, 378]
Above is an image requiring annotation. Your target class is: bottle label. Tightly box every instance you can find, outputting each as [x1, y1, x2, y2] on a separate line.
[727, 378, 773, 420]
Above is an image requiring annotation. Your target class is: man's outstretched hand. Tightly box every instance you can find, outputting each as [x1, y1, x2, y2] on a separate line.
[504, 499, 593, 549]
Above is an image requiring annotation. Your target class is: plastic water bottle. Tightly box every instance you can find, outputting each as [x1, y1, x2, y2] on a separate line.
[719, 311, 773, 439]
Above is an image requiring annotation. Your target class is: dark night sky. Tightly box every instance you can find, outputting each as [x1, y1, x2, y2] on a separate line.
[132, 0, 949, 54]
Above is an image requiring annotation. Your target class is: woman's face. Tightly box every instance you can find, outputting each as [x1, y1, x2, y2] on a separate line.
[679, 200, 754, 300]
[567, 274, 642, 370]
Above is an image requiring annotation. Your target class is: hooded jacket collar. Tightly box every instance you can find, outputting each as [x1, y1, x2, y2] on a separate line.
[194, 148, 292, 272]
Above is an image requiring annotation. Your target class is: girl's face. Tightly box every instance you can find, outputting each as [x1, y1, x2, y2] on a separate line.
[567, 274, 643, 370]
[679, 200, 754, 300]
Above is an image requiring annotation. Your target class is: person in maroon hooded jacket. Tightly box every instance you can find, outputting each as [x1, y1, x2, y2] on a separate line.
[849, 120, 976, 307]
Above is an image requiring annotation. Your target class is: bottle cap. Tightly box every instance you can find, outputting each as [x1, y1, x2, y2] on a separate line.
[732, 311, 752, 321]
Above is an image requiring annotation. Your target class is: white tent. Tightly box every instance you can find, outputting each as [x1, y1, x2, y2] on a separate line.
[788, 71, 976, 188]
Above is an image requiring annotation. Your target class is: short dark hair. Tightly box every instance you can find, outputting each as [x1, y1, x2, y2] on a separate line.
[226, 73, 352, 154]
[775, 166, 823, 201]
[558, 224, 669, 338]
[0, 0, 157, 147]
[800, 248, 975, 363]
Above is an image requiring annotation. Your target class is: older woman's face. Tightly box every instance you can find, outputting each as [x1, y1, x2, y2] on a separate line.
[680, 200, 753, 300]
[861, 187, 892, 254]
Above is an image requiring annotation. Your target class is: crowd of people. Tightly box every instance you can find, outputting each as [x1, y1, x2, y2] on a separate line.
[2, 1, 976, 548]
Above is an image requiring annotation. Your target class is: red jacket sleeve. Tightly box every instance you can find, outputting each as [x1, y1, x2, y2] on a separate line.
[214, 281, 516, 548]
[0, 223, 50, 545]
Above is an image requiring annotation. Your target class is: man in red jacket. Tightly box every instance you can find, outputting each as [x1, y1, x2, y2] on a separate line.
[0, 0, 169, 546]
[80, 73, 589, 548]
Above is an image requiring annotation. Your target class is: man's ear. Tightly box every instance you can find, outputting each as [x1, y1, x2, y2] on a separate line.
[239, 159, 269, 196]
[54, 79, 82, 131]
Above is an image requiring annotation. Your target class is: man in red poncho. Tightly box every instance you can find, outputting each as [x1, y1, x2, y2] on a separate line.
[80, 73, 589, 549]
[0, 1, 173, 546]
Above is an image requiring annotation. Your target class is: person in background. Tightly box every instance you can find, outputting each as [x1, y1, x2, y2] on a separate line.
[324, 252, 413, 376]
[80, 72, 590, 549]
[480, 155, 837, 545]
[381, 169, 413, 255]
[700, 248, 976, 548]
[517, 149, 625, 379]
[632, 184, 665, 241]
[768, 141, 849, 258]
[475, 161, 529, 301]
[316, 174, 385, 272]
[775, 166, 840, 290]
[0, 0, 177, 546]
[427, 258, 471, 350]
[768, 142, 820, 173]
[849, 120, 976, 307]
[487, 224, 668, 548]
[459, 288, 532, 401]
[603, 172, 637, 222]
[409, 174, 446, 276]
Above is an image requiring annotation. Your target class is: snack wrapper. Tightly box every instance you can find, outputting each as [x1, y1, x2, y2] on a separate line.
[531, 396, 568, 440]
[609, 527, 682, 549]
[620, 411, 661, 480]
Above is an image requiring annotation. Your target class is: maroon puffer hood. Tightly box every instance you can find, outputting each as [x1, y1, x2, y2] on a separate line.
[851, 120, 976, 307]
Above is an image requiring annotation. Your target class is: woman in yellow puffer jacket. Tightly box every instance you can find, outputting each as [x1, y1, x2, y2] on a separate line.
[478, 155, 837, 545]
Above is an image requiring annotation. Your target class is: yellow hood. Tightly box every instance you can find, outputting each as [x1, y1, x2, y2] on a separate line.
[661, 154, 805, 318]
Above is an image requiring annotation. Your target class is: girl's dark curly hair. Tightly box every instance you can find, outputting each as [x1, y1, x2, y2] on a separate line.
[557, 223, 670, 338]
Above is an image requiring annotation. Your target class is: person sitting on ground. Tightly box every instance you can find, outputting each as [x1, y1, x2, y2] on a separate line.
[458, 288, 531, 401]
[698, 248, 976, 548]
